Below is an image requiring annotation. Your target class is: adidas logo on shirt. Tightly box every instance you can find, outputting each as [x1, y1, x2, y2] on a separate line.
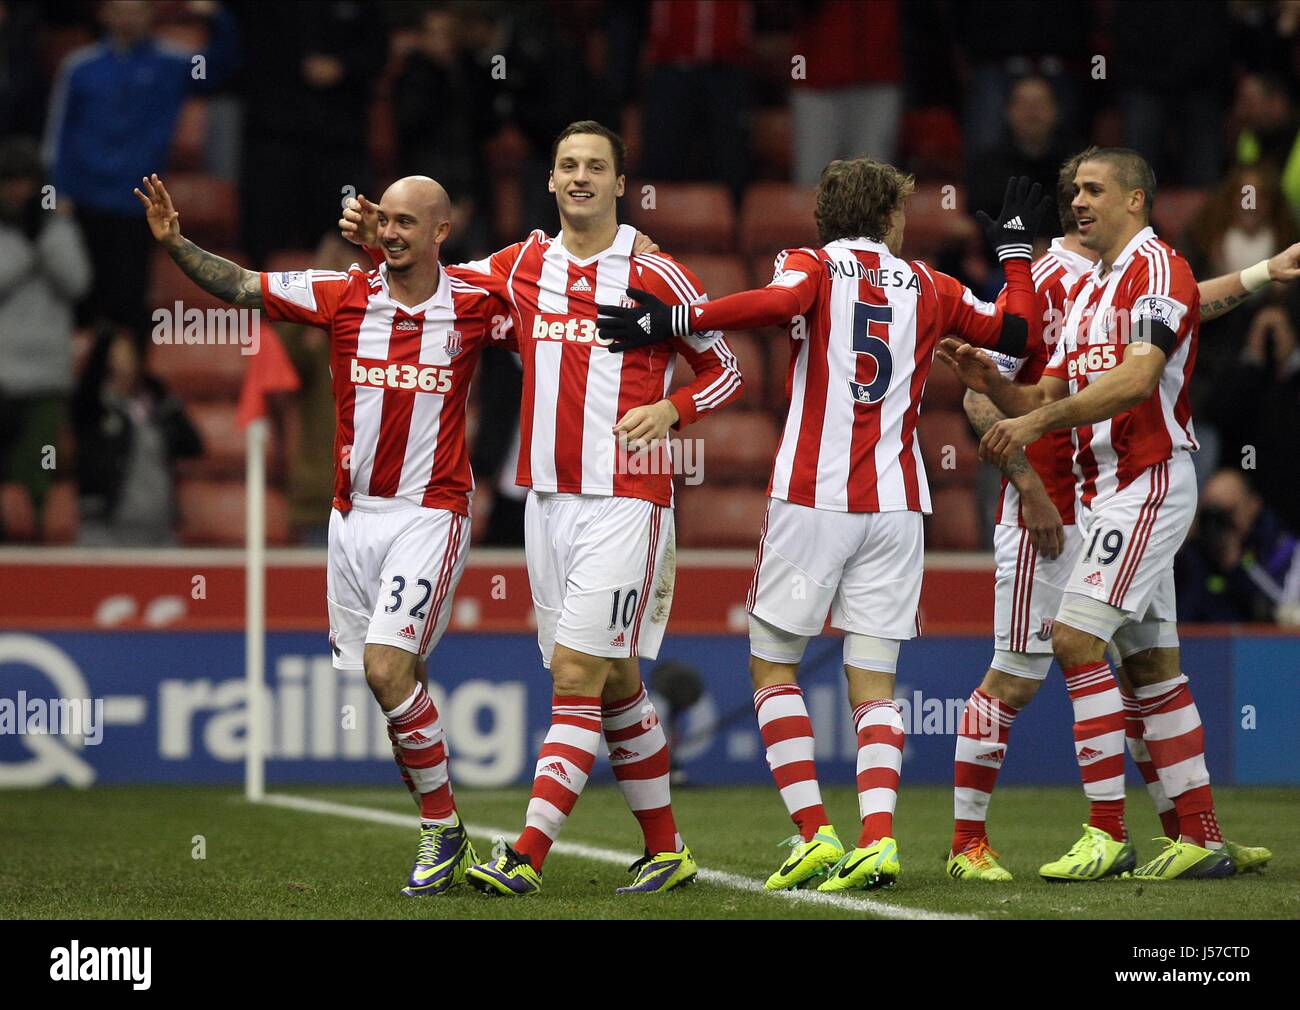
[398, 624, 417, 640]
[395, 319, 420, 331]
[569, 276, 593, 293]
[1005, 216, 1026, 231]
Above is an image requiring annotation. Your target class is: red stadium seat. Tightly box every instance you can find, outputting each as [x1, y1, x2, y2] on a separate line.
[169, 98, 207, 171]
[675, 485, 769, 548]
[926, 486, 981, 550]
[902, 183, 974, 261]
[41, 483, 79, 544]
[681, 253, 750, 298]
[0, 483, 37, 542]
[1152, 188, 1210, 246]
[688, 409, 781, 481]
[923, 357, 968, 412]
[917, 409, 979, 490]
[148, 338, 248, 401]
[177, 480, 290, 545]
[158, 174, 239, 246]
[738, 183, 818, 257]
[179, 401, 250, 479]
[669, 331, 766, 408]
[627, 182, 736, 253]
[751, 107, 792, 181]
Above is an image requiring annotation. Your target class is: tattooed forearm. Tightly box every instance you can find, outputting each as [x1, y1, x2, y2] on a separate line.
[1200, 290, 1248, 322]
[167, 238, 263, 307]
[964, 389, 1034, 479]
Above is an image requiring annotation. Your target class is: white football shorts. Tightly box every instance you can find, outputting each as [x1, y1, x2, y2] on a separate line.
[525, 491, 676, 667]
[326, 497, 470, 670]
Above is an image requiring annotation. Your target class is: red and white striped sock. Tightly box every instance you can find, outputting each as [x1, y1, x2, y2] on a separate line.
[385, 723, 420, 810]
[602, 685, 682, 855]
[1063, 660, 1127, 841]
[384, 684, 455, 825]
[1121, 688, 1179, 838]
[1135, 676, 1222, 848]
[854, 699, 905, 847]
[515, 695, 603, 870]
[952, 688, 1019, 854]
[753, 684, 828, 841]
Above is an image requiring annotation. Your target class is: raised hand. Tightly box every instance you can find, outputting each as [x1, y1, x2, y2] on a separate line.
[1268, 241, 1300, 283]
[977, 175, 1053, 262]
[339, 193, 379, 247]
[132, 174, 182, 248]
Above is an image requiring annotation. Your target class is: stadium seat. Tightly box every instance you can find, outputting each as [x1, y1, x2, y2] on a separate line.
[169, 98, 207, 172]
[41, 483, 79, 544]
[688, 408, 781, 481]
[751, 107, 792, 181]
[158, 174, 239, 246]
[926, 486, 982, 550]
[669, 331, 766, 407]
[148, 338, 248, 401]
[675, 484, 769, 548]
[738, 183, 817, 256]
[177, 479, 290, 545]
[902, 183, 973, 261]
[917, 409, 978, 489]
[1152, 188, 1210, 246]
[627, 182, 736, 253]
[681, 253, 750, 298]
[180, 401, 249, 479]
[923, 357, 967, 412]
[0, 483, 37, 542]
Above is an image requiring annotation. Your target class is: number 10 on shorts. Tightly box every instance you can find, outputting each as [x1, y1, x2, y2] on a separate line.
[608, 588, 639, 630]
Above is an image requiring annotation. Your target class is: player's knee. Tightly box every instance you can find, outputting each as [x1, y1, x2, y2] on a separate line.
[980, 666, 1040, 709]
[749, 653, 798, 690]
[549, 646, 608, 696]
[363, 644, 418, 703]
[1051, 622, 1104, 668]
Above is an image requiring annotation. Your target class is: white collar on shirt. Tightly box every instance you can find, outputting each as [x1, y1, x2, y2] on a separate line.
[1047, 236, 1096, 278]
[552, 223, 637, 265]
[376, 261, 453, 314]
[826, 236, 892, 255]
[1090, 225, 1157, 282]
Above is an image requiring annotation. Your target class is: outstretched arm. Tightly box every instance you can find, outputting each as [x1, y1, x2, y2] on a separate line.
[134, 173, 262, 307]
[1198, 241, 1300, 321]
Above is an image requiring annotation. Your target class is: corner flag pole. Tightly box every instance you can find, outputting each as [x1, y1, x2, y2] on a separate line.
[245, 417, 268, 802]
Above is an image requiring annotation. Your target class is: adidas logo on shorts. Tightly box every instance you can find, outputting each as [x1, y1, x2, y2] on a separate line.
[398, 624, 417, 640]
[1083, 570, 1104, 587]
[611, 631, 626, 647]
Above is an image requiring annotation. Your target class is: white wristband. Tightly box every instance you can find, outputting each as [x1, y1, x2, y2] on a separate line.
[1241, 259, 1272, 293]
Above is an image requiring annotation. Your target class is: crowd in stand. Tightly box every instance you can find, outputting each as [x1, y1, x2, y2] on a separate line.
[1, 0, 1297, 622]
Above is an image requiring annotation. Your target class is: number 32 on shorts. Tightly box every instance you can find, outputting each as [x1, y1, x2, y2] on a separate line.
[1083, 526, 1125, 565]
[384, 575, 434, 619]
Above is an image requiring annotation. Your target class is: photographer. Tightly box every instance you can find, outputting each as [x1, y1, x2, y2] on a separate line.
[1176, 468, 1300, 624]
[0, 137, 91, 536]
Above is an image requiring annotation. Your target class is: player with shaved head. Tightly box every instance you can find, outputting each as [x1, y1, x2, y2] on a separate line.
[137, 171, 510, 896]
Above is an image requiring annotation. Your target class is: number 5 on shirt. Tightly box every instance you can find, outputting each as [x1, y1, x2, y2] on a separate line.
[849, 301, 894, 404]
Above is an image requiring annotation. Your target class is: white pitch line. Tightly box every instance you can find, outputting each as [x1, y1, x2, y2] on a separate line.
[259, 792, 979, 921]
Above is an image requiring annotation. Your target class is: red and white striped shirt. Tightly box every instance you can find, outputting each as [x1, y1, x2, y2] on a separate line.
[1043, 226, 1199, 509]
[694, 238, 1034, 513]
[991, 238, 1093, 527]
[458, 224, 743, 506]
[259, 262, 502, 515]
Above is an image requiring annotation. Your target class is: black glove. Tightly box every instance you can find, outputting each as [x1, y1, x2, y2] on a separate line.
[977, 176, 1052, 262]
[596, 287, 688, 353]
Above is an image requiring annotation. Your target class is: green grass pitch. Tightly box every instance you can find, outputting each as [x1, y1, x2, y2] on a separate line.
[3, 784, 1297, 919]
